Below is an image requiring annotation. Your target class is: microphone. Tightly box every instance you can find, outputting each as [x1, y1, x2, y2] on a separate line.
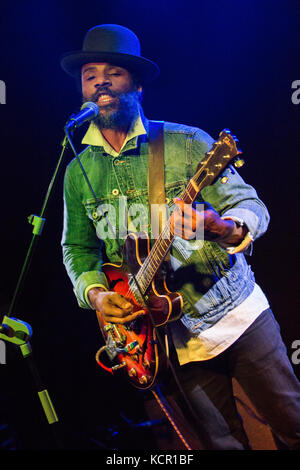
[65, 101, 99, 130]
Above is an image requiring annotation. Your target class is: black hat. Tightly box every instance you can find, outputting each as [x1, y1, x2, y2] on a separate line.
[60, 24, 160, 83]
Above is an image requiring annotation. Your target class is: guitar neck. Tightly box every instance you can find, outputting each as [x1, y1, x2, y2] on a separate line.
[135, 174, 205, 294]
[134, 130, 242, 295]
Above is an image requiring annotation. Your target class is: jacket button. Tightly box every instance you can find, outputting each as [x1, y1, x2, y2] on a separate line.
[112, 189, 119, 195]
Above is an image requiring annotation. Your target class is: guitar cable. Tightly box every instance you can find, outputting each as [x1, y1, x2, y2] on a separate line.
[65, 128, 205, 450]
[151, 388, 192, 451]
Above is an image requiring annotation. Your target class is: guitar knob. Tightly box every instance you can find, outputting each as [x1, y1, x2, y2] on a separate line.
[233, 158, 245, 168]
[220, 176, 228, 184]
[128, 368, 137, 377]
[139, 375, 149, 385]
[142, 359, 150, 369]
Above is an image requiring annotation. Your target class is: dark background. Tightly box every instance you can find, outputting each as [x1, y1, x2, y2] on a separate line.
[0, 0, 299, 450]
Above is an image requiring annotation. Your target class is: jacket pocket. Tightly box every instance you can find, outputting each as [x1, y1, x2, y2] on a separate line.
[165, 181, 186, 206]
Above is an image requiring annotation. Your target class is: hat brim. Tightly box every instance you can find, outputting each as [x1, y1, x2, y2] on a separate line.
[60, 50, 160, 83]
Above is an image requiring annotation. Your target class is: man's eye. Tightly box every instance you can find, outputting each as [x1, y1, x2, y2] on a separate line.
[110, 72, 121, 76]
[86, 76, 95, 81]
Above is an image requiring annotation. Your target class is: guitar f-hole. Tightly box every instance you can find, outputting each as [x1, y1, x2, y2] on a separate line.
[110, 278, 124, 289]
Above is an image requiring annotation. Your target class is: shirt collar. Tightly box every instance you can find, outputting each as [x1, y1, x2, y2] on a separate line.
[81, 109, 147, 157]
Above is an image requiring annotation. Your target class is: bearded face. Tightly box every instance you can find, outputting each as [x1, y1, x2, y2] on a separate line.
[81, 63, 143, 130]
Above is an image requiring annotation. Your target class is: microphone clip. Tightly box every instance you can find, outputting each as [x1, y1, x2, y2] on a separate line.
[0, 315, 32, 356]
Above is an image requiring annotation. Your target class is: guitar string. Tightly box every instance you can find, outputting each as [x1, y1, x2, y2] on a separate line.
[123, 178, 198, 299]
[120, 177, 198, 300]
[121, 150, 222, 303]
[121, 158, 221, 303]
[138, 154, 228, 288]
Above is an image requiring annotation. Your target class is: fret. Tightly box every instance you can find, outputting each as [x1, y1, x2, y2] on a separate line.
[190, 178, 199, 193]
[182, 185, 192, 202]
[181, 180, 199, 204]
[136, 180, 201, 293]
[154, 243, 165, 258]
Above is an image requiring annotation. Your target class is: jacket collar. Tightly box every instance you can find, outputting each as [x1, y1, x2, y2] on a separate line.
[81, 108, 148, 157]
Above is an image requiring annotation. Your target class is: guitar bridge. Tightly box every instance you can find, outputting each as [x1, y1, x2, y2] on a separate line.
[102, 334, 118, 361]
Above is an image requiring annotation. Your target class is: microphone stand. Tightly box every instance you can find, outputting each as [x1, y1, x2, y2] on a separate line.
[0, 134, 69, 448]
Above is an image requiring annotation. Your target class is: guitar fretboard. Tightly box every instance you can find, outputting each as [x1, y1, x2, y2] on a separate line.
[134, 174, 203, 294]
[133, 131, 241, 295]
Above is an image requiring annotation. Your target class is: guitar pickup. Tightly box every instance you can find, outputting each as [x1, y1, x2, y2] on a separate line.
[105, 323, 127, 347]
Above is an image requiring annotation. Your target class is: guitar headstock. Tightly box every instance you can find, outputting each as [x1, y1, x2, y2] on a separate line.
[194, 129, 244, 188]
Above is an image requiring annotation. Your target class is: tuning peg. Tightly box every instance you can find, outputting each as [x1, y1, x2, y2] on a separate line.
[220, 176, 228, 184]
[233, 157, 245, 168]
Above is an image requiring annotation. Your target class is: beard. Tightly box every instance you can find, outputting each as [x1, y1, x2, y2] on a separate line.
[82, 88, 142, 130]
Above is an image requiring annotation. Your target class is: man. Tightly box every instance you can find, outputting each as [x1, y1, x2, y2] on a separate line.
[60, 24, 300, 449]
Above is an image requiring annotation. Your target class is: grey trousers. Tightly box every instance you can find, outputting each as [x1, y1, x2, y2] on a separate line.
[166, 309, 300, 450]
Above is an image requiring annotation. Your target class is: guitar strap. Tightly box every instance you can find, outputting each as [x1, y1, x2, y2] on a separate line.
[147, 121, 196, 449]
[148, 120, 167, 236]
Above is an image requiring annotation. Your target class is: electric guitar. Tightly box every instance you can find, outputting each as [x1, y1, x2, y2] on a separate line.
[95, 129, 243, 389]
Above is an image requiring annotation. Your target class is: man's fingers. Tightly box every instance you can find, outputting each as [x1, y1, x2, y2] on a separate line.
[172, 199, 200, 238]
[173, 197, 185, 210]
[107, 293, 133, 312]
[105, 309, 146, 325]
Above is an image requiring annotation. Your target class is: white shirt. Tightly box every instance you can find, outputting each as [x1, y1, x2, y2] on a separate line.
[169, 283, 269, 365]
[81, 113, 146, 156]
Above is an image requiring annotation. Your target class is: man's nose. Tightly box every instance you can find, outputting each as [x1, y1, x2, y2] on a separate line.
[95, 74, 112, 88]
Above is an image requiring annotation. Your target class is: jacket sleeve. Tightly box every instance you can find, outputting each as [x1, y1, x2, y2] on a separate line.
[191, 129, 270, 249]
[61, 165, 109, 309]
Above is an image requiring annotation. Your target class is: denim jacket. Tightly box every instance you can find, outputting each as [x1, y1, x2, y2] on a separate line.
[61, 116, 270, 334]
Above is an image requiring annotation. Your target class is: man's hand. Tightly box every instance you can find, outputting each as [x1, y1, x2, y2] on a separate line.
[171, 198, 247, 247]
[88, 287, 145, 324]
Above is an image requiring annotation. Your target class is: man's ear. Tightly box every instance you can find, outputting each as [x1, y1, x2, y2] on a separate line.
[137, 85, 144, 103]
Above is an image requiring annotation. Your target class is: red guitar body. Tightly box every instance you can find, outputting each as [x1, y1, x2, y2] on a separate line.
[96, 232, 183, 390]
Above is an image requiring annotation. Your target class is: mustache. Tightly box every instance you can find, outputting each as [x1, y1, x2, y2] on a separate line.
[91, 87, 119, 102]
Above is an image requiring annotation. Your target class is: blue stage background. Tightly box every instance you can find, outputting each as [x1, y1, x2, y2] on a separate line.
[0, 0, 299, 450]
